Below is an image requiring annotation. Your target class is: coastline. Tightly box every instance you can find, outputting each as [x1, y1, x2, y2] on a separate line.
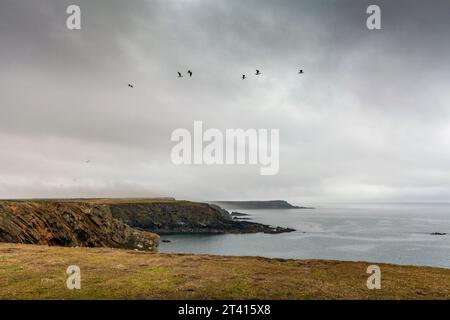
[0, 199, 295, 251]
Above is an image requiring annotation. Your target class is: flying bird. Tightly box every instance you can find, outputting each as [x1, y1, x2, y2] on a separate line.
[128, 83, 134, 88]
[255, 70, 261, 75]
[242, 74, 246, 80]
[178, 72, 183, 78]
[187, 70, 193, 77]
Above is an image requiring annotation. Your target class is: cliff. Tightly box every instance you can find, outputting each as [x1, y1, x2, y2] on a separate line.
[107, 200, 294, 234]
[0, 200, 159, 251]
[0, 199, 294, 251]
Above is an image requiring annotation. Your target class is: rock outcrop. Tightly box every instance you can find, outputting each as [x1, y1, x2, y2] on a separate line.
[0, 201, 159, 251]
[108, 200, 294, 234]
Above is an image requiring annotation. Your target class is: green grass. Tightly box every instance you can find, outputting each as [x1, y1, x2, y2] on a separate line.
[0, 243, 449, 300]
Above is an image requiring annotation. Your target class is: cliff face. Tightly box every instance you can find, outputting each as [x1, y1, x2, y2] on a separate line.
[108, 200, 294, 234]
[0, 201, 159, 251]
[0, 198, 294, 250]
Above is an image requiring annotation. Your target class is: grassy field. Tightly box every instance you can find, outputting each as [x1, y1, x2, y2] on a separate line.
[0, 243, 449, 300]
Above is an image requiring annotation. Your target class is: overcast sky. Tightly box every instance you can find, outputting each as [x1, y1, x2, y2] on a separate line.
[1, 0, 450, 203]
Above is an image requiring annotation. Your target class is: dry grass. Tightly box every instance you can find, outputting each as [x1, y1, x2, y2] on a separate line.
[0, 243, 449, 300]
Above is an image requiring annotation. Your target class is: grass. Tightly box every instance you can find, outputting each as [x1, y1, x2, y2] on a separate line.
[0, 243, 449, 300]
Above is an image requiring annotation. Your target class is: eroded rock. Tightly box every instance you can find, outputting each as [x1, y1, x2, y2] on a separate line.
[0, 201, 159, 251]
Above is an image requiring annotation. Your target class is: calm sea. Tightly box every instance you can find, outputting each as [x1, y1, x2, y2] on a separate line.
[159, 203, 450, 268]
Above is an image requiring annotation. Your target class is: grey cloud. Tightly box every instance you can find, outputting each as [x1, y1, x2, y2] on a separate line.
[1, 0, 450, 202]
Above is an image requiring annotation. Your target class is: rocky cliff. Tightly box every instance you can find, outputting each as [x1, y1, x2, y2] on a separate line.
[0, 200, 159, 251]
[108, 200, 294, 234]
[0, 198, 294, 250]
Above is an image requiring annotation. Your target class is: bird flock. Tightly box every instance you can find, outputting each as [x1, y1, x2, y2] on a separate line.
[178, 70, 193, 78]
[128, 68, 303, 88]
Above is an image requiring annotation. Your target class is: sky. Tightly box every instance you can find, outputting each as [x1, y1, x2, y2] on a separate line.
[1, 0, 450, 203]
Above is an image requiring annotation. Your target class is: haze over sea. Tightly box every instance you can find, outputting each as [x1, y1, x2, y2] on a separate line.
[160, 203, 450, 268]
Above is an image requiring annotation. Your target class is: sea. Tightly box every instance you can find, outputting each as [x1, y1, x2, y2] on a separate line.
[159, 203, 450, 268]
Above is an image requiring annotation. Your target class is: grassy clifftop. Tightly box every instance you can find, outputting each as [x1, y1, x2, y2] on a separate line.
[0, 243, 449, 299]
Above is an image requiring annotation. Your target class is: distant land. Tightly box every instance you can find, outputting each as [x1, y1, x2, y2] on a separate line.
[212, 200, 313, 210]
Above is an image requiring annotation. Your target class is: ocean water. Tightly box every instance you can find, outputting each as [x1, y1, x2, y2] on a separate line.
[159, 203, 450, 268]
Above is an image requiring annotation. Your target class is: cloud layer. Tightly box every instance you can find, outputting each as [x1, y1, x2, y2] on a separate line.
[1, 0, 450, 202]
